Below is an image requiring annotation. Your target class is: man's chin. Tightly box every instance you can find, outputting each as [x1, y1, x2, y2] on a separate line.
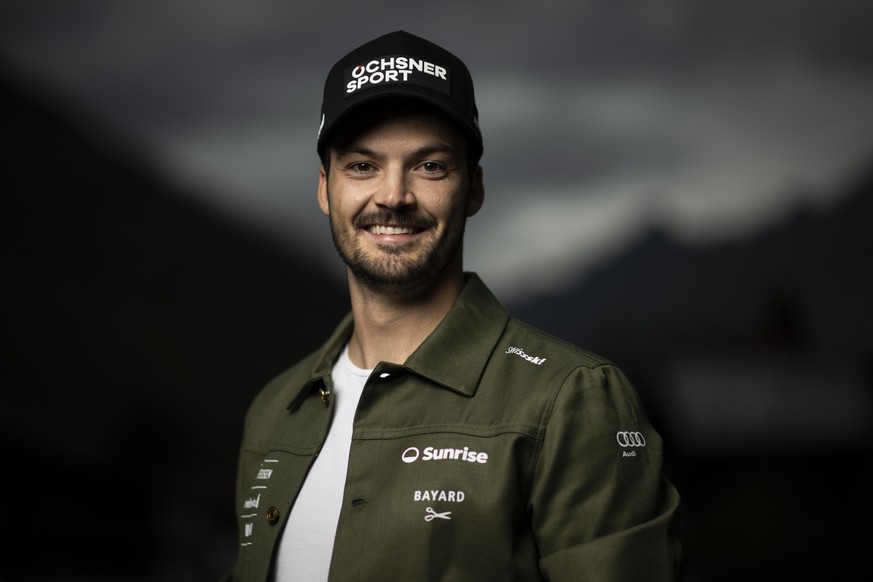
[350, 265, 423, 289]
[349, 250, 439, 286]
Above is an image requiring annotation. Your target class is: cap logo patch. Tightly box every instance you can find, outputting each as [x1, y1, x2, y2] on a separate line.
[345, 55, 451, 97]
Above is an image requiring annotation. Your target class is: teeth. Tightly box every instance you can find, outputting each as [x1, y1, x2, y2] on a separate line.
[370, 225, 415, 235]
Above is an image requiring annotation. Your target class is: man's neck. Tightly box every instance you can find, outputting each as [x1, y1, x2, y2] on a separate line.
[345, 269, 465, 370]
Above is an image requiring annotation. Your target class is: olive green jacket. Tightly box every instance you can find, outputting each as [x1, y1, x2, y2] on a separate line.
[228, 274, 681, 581]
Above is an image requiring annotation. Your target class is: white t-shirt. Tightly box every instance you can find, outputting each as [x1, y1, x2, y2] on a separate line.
[271, 345, 370, 581]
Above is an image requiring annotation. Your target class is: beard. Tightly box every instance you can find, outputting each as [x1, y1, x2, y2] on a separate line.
[329, 207, 466, 291]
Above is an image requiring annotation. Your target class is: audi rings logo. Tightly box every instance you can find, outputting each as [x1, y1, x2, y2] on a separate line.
[616, 431, 646, 447]
[402, 447, 420, 463]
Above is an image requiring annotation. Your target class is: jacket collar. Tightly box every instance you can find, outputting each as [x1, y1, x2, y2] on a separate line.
[403, 273, 509, 396]
[288, 273, 509, 409]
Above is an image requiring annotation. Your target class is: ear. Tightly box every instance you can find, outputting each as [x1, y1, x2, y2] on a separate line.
[466, 164, 485, 217]
[317, 165, 330, 216]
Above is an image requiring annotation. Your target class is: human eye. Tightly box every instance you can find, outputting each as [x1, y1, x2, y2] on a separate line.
[345, 161, 376, 174]
[416, 160, 449, 178]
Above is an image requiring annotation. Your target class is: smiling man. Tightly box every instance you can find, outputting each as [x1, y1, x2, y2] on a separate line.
[322, 98, 481, 302]
[227, 31, 681, 582]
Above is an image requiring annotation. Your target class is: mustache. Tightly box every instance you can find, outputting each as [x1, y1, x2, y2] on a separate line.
[353, 209, 436, 230]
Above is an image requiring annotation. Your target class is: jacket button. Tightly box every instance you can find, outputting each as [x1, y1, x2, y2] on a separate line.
[319, 387, 330, 406]
[266, 506, 280, 524]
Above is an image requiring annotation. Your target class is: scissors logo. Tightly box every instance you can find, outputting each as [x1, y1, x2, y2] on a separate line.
[424, 507, 452, 521]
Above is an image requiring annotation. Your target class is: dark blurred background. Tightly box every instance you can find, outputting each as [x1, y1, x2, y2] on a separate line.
[2, 2, 872, 581]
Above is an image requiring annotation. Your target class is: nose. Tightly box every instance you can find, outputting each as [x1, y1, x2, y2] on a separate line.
[373, 166, 414, 209]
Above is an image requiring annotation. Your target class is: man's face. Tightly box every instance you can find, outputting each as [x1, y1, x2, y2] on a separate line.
[317, 106, 484, 292]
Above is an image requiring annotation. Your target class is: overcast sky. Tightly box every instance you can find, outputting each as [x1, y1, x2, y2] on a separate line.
[2, 0, 872, 303]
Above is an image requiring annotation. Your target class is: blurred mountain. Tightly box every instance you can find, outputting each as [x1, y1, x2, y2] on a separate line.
[0, 62, 347, 580]
[511, 157, 873, 450]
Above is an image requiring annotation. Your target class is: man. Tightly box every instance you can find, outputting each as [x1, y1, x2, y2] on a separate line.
[228, 30, 681, 581]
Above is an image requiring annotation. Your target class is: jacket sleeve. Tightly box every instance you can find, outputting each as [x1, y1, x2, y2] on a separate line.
[530, 363, 682, 581]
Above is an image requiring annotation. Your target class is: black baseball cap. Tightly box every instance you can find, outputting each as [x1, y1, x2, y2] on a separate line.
[317, 30, 483, 164]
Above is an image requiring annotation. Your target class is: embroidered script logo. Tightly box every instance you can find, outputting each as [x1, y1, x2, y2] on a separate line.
[506, 346, 547, 366]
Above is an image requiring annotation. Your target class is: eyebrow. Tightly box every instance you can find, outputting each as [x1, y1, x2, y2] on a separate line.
[334, 143, 458, 161]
